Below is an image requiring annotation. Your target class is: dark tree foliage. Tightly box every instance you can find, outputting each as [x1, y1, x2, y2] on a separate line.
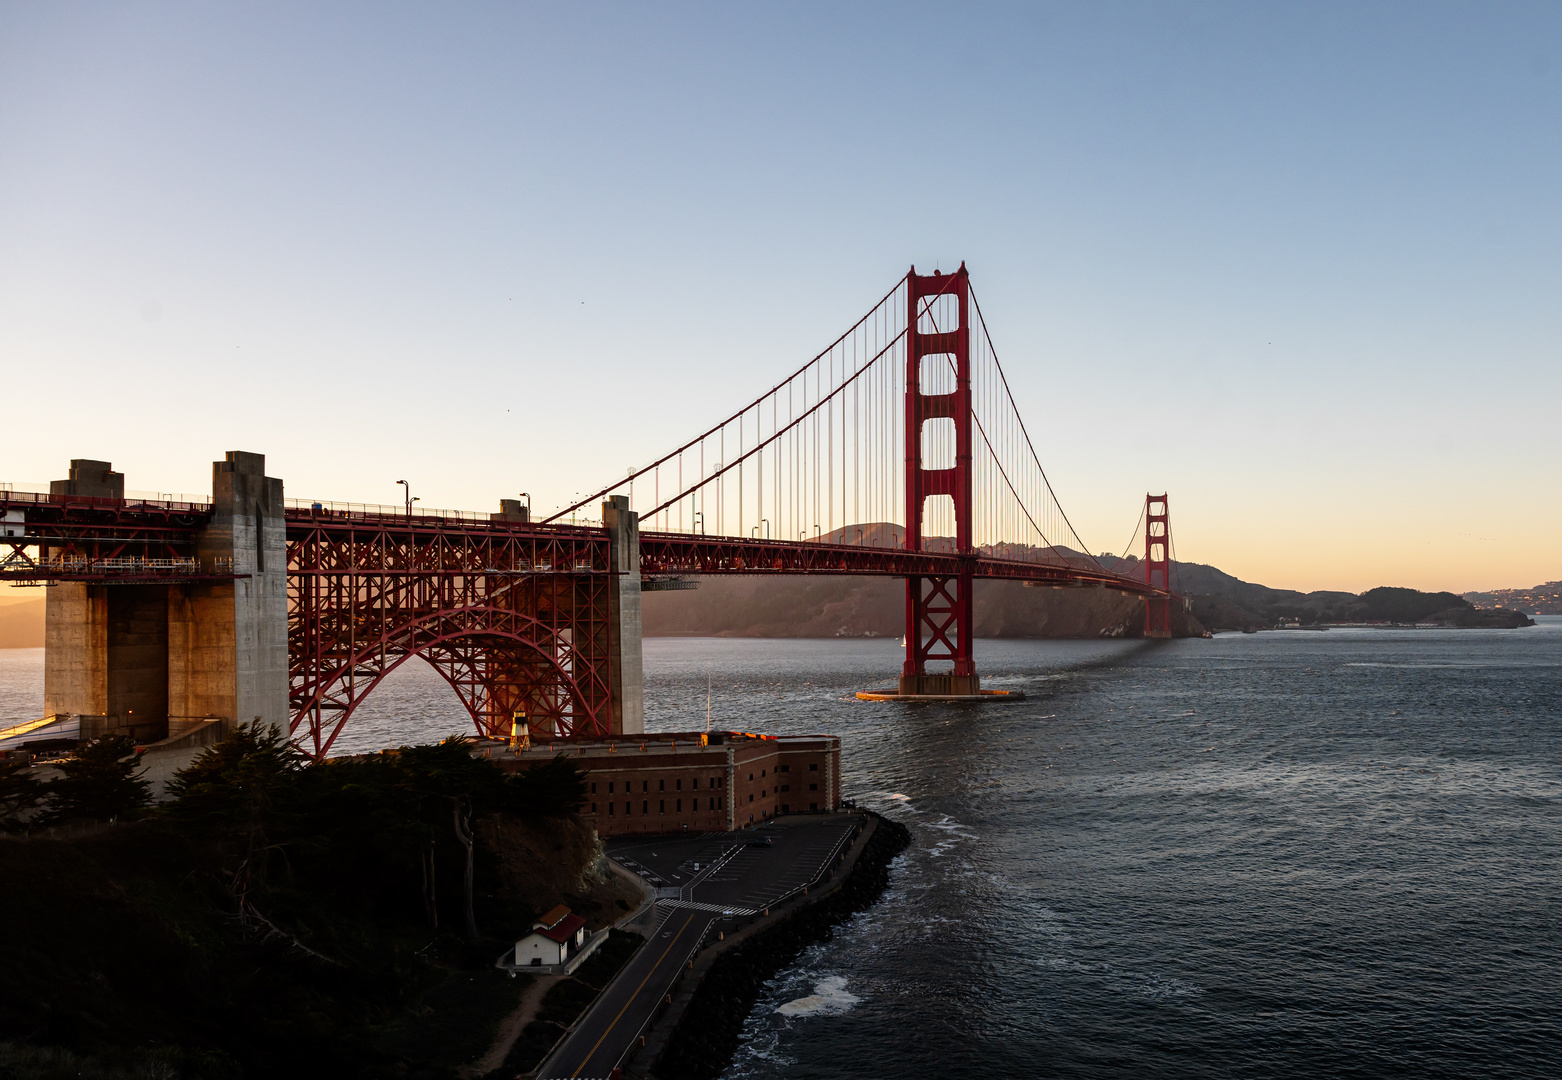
[160, 732, 588, 946]
[382, 738, 505, 939]
[0, 758, 45, 832]
[44, 734, 152, 824]
[162, 722, 313, 944]
[165, 720, 305, 827]
[2, 733, 599, 1079]
[506, 753, 589, 816]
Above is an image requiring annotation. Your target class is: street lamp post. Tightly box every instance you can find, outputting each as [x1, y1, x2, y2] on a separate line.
[396, 480, 419, 518]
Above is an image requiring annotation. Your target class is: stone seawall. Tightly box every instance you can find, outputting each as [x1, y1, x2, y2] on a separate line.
[646, 812, 911, 1080]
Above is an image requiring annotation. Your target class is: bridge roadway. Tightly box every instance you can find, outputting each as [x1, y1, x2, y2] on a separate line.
[537, 814, 865, 1080]
[0, 490, 1164, 595]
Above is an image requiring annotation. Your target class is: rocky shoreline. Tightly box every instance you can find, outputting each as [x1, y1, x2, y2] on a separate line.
[648, 812, 912, 1080]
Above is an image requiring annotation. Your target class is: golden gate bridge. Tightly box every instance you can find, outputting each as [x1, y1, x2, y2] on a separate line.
[1, 265, 1177, 757]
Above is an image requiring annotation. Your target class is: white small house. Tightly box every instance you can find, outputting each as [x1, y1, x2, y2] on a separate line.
[514, 904, 588, 967]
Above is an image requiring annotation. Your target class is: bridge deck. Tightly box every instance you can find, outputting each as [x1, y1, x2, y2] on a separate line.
[0, 491, 1166, 595]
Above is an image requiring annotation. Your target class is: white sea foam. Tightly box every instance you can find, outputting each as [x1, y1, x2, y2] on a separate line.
[775, 975, 861, 1017]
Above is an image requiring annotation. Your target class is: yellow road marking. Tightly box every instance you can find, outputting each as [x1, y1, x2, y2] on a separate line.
[568, 909, 698, 1077]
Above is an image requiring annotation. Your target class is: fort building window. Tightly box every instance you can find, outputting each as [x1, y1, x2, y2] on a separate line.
[591, 802, 597, 813]
[659, 800, 665, 812]
[591, 782, 598, 794]
[676, 799, 682, 812]
[642, 800, 649, 813]
[809, 783, 818, 791]
[659, 779, 665, 791]
[809, 763, 819, 771]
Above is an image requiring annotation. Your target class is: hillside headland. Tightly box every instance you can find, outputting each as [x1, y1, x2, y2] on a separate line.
[642, 555, 1535, 638]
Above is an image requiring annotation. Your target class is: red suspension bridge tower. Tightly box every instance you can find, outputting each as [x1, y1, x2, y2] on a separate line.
[1144, 493, 1172, 639]
[901, 266, 979, 695]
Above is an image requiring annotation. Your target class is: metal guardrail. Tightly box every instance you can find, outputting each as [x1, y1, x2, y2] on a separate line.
[0, 490, 215, 512]
[36, 556, 200, 573]
[284, 498, 606, 529]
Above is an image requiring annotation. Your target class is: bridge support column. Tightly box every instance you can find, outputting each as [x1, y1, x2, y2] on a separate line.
[44, 464, 122, 730]
[44, 460, 171, 742]
[168, 452, 288, 732]
[1144, 493, 1172, 639]
[899, 265, 980, 696]
[603, 495, 644, 735]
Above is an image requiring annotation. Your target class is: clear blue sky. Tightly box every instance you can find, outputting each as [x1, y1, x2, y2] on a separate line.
[2, 2, 1557, 592]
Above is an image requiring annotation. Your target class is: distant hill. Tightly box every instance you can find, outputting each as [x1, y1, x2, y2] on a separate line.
[644, 530, 1534, 636]
[1148, 561, 1536, 630]
[644, 526, 1203, 639]
[642, 575, 1203, 640]
[0, 590, 44, 649]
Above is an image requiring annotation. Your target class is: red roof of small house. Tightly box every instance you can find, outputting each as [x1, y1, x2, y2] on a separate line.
[533, 913, 587, 944]
[534, 904, 572, 930]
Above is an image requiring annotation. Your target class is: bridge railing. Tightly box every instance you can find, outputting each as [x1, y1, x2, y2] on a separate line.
[0, 487, 214, 513]
[283, 498, 602, 529]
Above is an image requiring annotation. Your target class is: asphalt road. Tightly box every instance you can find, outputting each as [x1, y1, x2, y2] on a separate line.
[536, 815, 864, 1079]
[537, 906, 710, 1080]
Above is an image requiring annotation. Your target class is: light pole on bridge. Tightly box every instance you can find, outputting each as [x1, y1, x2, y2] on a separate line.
[396, 480, 419, 519]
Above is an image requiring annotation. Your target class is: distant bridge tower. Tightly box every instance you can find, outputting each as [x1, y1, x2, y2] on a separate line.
[1145, 493, 1172, 639]
[901, 265, 979, 695]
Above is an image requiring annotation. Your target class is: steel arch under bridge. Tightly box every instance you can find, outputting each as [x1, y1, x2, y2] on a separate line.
[285, 511, 622, 758]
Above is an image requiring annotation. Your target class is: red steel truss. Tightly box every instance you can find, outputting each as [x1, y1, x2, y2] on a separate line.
[0, 491, 236, 584]
[286, 510, 616, 757]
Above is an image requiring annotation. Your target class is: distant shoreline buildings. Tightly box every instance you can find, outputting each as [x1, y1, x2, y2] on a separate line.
[1464, 582, 1562, 616]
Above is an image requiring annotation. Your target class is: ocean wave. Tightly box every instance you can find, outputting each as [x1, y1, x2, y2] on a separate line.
[775, 975, 861, 1018]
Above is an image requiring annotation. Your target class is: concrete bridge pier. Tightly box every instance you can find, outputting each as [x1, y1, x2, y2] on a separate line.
[42, 460, 172, 742]
[603, 494, 644, 736]
[169, 451, 288, 734]
[43, 452, 288, 745]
